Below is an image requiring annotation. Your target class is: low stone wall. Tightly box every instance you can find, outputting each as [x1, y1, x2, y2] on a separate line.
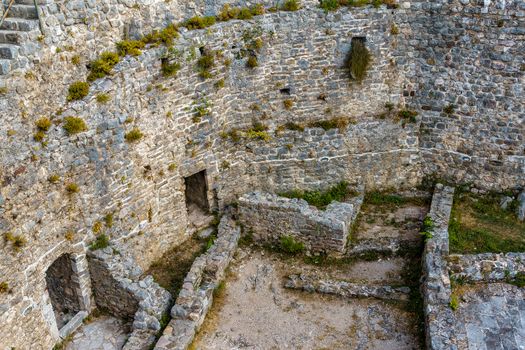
[154, 215, 240, 350]
[449, 253, 525, 283]
[238, 191, 363, 255]
[88, 245, 172, 350]
[285, 273, 410, 301]
[421, 184, 456, 350]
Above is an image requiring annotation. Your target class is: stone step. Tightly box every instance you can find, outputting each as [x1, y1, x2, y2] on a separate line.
[5, 4, 38, 20]
[0, 17, 39, 31]
[0, 44, 19, 59]
[0, 30, 22, 44]
[0, 59, 11, 75]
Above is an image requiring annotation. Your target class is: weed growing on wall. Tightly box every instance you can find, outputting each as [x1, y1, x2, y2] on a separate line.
[308, 117, 349, 131]
[96, 93, 111, 104]
[63, 117, 87, 135]
[67, 81, 89, 101]
[116, 40, 145, 56]
[282, 0, 301, 11]
[346, 38, 371, 82]
[4, 232, 27, 252]
[197, 49, 216, 79]
[279, 235, 305, 254]
[125, 128, 144, 142]
[89, 234, 110, 251]
[280, 181, 352, 209]
[87, 52, 120, 82]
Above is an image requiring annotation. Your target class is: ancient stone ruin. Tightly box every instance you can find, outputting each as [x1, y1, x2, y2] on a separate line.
[0, 0, 523, 349]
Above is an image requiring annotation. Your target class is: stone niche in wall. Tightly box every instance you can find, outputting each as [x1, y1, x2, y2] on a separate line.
[238, 191, 364, 255]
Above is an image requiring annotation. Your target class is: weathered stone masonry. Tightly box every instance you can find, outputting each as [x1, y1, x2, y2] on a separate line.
[238, 191, 363, 254]
[0, 0, 523, 348]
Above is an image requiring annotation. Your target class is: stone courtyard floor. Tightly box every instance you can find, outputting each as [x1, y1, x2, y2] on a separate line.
[65, 315, 130, 350]
[454, 283, 525, 350]
[191, 248, 421, 349]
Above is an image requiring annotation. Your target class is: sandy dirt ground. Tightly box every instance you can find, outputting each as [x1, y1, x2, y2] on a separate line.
[191, 249, 421, 350]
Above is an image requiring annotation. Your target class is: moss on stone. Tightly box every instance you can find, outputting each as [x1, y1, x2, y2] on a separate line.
[67, 81, 89, 101]
[35, 117, 52, 132]
[63, 117, 87, 135]
[116, 40, 145, 56]
[66, 183, 80, 194]
[125, 128, 144, 142]
[281, 0, 301, 11]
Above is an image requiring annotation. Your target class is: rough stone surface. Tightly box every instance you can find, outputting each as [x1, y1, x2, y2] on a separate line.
[453, 283, 525, 350]
[238, 191, 363, 254]
[285, 273, 411, 301]
[87, 245, 172, 350]
[65, 315, 130, 350]
[449, 253, 525, 282]
[154, 215, 240, 350]
[421, 184, 456, 350]
[0, 0, 524, 347]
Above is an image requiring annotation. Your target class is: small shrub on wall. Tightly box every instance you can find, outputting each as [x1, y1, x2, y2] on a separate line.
[282, 0, 301, 11]
[346, 38, 371, 82]
[67, 81, 89, 101]
[63, 117, 87, 135]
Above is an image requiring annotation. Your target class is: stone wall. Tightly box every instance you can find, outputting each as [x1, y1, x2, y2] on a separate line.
[155, 215, 240, 350]
[448, 252, 525, 282]
[88, 244, 172, 350]
[421, 184, 456, 350]
[411, 0, 525, 189]
[0, 0, 523, 348]
[238, 191, 363, 254]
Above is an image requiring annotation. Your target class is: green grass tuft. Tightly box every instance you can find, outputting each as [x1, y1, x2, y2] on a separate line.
[282, 0, 301, 11]
[89, 234, 109, 251]
[125, 128, 144, 143]
[63, 117, 87, 135]
[280, 181, 351, 210]
[279, 235, 305, 254]
[449, 191, 525, 254]
[67, 81, 89, 101]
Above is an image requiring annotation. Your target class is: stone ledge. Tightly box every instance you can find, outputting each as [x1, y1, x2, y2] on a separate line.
[449, 252, 525, 283]
[421, 184, 456, 350]
[285, 273, 410, 301]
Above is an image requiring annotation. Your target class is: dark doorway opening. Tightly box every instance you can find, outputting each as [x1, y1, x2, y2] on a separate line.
[184, 170, 212, 229]
[45, 254, 82, 329]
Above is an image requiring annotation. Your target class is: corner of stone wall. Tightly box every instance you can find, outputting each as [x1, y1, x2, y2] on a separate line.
[87, 245, 172, 350]
[154, 215, 240, 350]
[422, 184, 457, 350]
[238, 191, 363, 255]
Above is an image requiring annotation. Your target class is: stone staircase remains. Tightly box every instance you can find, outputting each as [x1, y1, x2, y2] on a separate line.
[0, 0, 40, 75]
